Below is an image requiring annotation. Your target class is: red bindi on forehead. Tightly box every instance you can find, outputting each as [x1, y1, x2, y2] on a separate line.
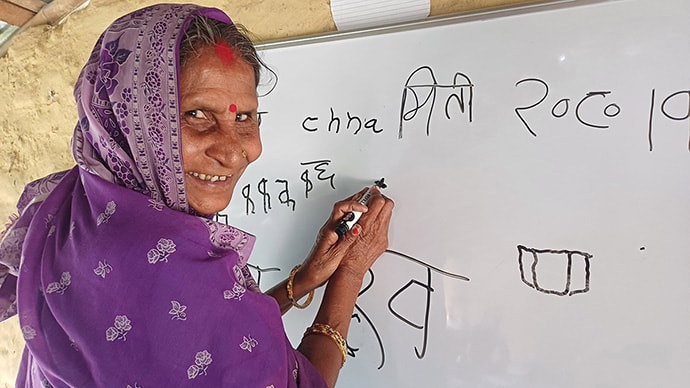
[214, 42, 235, 65]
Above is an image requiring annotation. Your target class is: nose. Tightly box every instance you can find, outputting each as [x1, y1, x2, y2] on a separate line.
[205, 123, 247, 167]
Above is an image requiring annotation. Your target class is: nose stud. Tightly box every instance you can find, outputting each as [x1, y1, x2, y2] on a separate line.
[241, 149, 247, 159]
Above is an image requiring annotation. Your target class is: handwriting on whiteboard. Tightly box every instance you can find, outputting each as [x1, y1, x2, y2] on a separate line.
[293, 66, 688, 151]
[517, 245, 593, 296]
[239, 245, 470, 370]
[301, 108, 384, 135]
[398, 66, 474, 139]
[514, 78, 690, 151]
[348, 249, 469, 369]
[238, 159, 337, 215]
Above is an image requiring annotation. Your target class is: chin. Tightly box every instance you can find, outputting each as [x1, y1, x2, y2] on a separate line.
[190, 198, 232, 216]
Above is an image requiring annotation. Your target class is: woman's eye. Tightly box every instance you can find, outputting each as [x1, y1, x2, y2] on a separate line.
[186, 109, 208, 120]
[235, 113, 250, 122]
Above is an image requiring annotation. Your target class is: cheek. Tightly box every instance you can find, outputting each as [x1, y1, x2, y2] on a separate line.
[180, 127, 199, 170]
[246, 136, 263, 163]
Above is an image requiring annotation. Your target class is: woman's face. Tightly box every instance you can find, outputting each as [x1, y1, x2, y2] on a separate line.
[179, 45, 261, 215]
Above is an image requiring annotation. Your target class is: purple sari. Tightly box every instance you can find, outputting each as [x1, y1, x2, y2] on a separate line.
[0, 4, 326, 387]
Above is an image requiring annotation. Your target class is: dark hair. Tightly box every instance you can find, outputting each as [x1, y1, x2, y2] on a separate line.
[179, 16, 266, 87]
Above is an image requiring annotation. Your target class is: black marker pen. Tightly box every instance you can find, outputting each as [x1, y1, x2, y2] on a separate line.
[335, 178, 387, 237]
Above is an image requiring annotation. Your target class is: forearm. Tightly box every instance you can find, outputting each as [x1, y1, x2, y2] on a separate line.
[265, 265, 318, 315]
[297, 269, 363, 388]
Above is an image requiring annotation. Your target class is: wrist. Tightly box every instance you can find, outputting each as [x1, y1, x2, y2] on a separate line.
[288, 264, 315, 309]
[293, 262, 321, 294]
[328, 267, 364, 292]
[312, 268, 364, 334]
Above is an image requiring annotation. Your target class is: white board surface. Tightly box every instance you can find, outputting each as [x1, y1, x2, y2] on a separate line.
[219, 0, 690, 386]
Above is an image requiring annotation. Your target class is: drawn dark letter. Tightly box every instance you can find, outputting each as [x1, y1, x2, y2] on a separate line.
[575, 91, 613, 129]
[275, 179, 296, 211]
[328, 107, 341, 133]
[257, 178, 271, 214]
[346, 112, 363, 135]
[365, 118, 382, 134]
[302, 116, 318, 132]
[514, 77, 548, 137]
[241, 183, 255, 215]
[660, 90, 690, 151]
[300, 169, 313, 199]
[388, 267, 433, 359]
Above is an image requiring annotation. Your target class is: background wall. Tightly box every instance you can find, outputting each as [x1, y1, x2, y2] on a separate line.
[0, 0, 538, 385]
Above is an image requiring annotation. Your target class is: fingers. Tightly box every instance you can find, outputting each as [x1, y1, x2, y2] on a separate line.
[306, 186, 394, 283]
[324, 186, 394, 243]
[335, 192, 394, 278]
[312, 188, 369, 252]
[351, 188, 394, 231]
[304, 187, 394, 288]
[329, 187, 369, 224]
[343, 191, 394, 243]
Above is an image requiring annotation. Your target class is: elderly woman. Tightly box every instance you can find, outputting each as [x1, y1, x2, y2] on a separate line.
[0, 4, 393, 387]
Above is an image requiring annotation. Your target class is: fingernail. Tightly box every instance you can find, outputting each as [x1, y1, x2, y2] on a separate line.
[351, 225, 361, 235]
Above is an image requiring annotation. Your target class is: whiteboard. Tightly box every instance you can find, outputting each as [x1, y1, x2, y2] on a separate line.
[219, 0, 690, 386]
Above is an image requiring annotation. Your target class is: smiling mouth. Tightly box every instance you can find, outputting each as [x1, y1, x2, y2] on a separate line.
[187, 171, 231, 182]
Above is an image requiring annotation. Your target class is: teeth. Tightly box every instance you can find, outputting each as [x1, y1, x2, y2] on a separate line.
[188, 172, 230, 182]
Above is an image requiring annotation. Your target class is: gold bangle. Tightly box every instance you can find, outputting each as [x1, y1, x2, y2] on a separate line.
[303, 323, 347, 367]
[287, 264, 314, 309]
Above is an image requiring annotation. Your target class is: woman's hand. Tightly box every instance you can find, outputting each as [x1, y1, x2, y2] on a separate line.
[300, 186, 394, 289]
[265, 187, 393, 314]
[296, 188, 393, 387]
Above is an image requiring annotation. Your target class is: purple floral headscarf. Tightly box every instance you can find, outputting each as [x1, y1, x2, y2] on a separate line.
[0, 4, 325, 387]
[72, 3, 215, 212]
